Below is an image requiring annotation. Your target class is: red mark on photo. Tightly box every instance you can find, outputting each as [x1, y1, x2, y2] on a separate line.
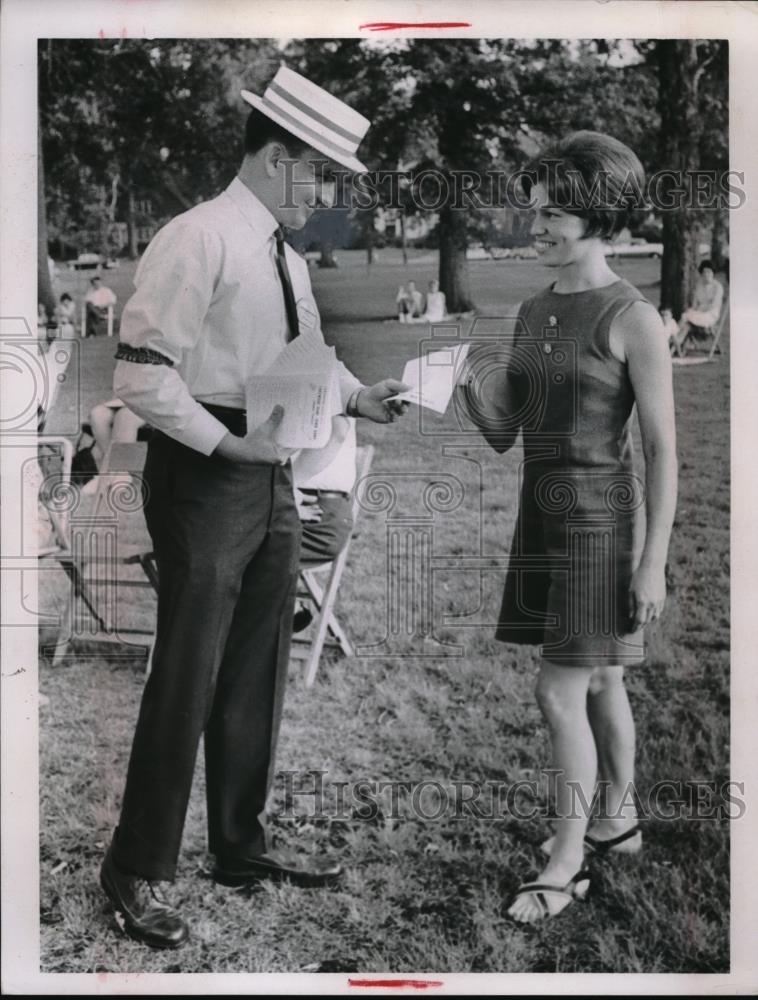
[359, 22, 471, 31]
[348, 979, 444, 990]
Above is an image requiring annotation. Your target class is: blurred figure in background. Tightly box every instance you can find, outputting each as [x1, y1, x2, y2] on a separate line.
[396, 280, 424, 322]
[57, 292, 77, 333]
[421, 278, 447, 322]
[84, 276, 117, 337]
[659, 306, 679, 350]
[673, 260, 724, 352]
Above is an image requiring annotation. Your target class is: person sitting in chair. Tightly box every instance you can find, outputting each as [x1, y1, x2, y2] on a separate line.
[58, 292, 77, 333]
[291, 415, 357, 632]
[84, 276, 117, 337]
[78, 398, 146, 494]
[673, 260, 724, 353]
[89, 399, 145, 467]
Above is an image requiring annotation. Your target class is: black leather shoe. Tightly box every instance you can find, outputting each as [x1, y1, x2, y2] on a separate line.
[213, 851, 343, 888]
[100, 847, 189, 949]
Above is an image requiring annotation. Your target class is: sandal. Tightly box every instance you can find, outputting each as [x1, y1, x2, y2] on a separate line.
[541, 825, 642, 857]
[584, 825, 642, 855]
[509, 869, 591, 922]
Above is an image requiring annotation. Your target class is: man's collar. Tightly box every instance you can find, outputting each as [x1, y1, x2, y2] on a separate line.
[224, 176, 279, 243]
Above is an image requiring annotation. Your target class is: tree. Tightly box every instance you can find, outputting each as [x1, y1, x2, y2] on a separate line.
[656, 40, 723, 318]
[39, 39, 279, 259]
[289, 39, 665, 313]
[37, 129, 56, 321]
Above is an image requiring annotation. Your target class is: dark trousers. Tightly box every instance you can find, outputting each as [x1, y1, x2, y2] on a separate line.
[299, 493, 353, 564]
[85, 303, 108, 337]
[112, 425, 302, 881]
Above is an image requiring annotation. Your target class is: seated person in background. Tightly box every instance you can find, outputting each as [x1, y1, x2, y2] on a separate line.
[84, 276, 117, 337]
[37, 303, 49, 340]
[396, 280, 424, 322]
[291, 415, 357, 632]
[659, 306, 679, 349]
[81, 398, 145, 494]
[415, 279, 447, 323]
[57, 292, 77, 332]
[673, 260, 724, 351]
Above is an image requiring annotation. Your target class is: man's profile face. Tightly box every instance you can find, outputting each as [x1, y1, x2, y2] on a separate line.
[275, 148, 339, 230]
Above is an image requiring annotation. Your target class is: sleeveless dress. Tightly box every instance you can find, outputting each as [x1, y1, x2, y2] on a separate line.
[495, 278, 648, 667]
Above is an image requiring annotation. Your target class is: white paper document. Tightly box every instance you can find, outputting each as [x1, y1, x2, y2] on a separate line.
[393, 343, 471, 414]
[246, 334, 343, 449]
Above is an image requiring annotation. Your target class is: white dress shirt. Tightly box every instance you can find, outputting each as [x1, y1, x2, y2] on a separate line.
[86, 285, 117, 308]
[114, 176, 363, 455]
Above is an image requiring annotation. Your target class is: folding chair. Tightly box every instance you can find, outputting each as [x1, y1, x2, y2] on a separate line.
[36, 337, 75, 433]
[672, 299, 729, 362]
[36, 435, 110, 665]
[81, 302, 115, 338]
[291, 444, 374, 687]
[50, 440, 158, 668]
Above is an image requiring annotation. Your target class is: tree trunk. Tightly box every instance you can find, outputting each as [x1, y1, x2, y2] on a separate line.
[438, 202, 474, 313]
[709, 206, 728, 274]
[657, 40, 706, 318]
[400, 212, 408, 267]
[363, 211, 375, 267]
[127, 183, 139, 259]
[37, 129, 57, 322]
[318, 242, 338, 268]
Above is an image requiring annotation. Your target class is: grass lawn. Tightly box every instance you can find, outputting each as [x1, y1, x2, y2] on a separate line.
[38, 251, 730, 973]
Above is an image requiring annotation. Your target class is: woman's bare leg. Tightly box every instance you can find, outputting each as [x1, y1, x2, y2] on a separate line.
[586, 665, 638, 839]
[508, 661, 595, 923]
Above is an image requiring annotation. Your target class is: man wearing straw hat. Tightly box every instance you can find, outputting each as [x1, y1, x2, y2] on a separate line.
[101, 65, 408, 949]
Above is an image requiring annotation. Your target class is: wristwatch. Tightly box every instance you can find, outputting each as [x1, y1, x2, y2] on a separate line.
[346, 387, 365, 417]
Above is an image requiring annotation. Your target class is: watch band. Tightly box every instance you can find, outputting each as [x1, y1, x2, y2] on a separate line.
[346, 387, 365, 417]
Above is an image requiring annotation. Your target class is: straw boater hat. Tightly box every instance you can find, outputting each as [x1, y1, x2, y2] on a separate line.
[241, 65, 370, 174]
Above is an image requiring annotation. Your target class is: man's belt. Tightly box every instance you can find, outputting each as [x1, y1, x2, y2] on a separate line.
[200, 402, 247, 436]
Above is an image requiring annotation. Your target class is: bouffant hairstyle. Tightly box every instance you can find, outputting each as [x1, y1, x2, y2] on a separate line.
[698, 259, 714, 274]
[521, 131, 647, 240]
[243, 107, 312, 158]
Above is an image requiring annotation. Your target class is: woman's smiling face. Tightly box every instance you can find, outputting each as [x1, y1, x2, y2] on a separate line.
[529, 181, 594, 267]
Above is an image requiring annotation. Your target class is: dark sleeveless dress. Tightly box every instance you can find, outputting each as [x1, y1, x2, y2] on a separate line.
[496, 278, 648, 666]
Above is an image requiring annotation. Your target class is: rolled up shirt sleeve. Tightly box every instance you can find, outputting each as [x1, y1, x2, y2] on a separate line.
[113, 220, 229, 455]
[337, 363, 364, 411]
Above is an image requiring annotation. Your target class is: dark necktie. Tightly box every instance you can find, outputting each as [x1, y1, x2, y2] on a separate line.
[274, 227, 300, 341]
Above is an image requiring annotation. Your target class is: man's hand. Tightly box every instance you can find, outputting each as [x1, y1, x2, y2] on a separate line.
[294, 487, 323, 522]
[214, 405, 294, 465]
[355, 379, 411, 424]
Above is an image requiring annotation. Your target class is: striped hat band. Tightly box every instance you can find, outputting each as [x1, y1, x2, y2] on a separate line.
[241, 64, 370, 173]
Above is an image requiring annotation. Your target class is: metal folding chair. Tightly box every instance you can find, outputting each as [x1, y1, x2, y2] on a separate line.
[672, 299, 729, 362]
[36, 435, 111, 665]
[49, 440, 158, 667]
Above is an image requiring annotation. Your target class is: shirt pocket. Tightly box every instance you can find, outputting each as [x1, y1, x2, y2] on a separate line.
[295, 294, 321, 335]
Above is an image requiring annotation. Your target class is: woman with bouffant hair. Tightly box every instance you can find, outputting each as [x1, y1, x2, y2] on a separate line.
[460, 131, 677, 922]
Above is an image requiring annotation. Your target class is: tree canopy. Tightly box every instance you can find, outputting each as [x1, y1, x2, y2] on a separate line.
[39, 37, 729, 315]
